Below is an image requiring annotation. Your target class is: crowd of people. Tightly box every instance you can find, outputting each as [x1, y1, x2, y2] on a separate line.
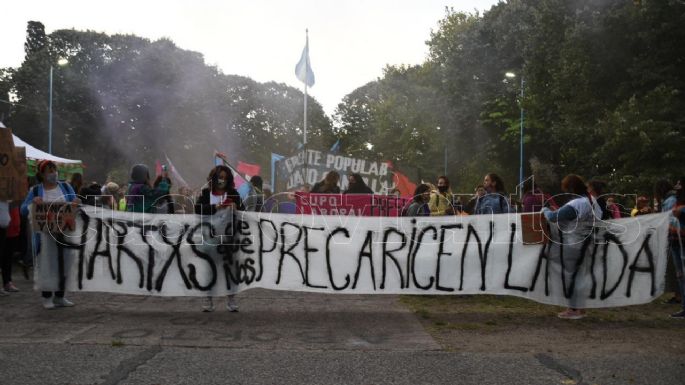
[1, 161, 683, 321]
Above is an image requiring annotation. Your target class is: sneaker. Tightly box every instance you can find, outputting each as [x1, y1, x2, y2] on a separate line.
[202, 297, 214, 312]
[226, 296, 239, 312]
[557, 308, 585, 320]
[0, 288, 8, 297]
[53, 297, 75, 307]
[670, 310, 685, 319]
[42, 296, 56, 310]
[4, 282, 19, 292]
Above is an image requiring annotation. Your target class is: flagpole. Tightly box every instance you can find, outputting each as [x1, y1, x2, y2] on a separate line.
[303, 29, 309, 189]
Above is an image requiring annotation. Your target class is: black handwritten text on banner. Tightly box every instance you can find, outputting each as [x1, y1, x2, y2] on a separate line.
[32, 206, 669, 308]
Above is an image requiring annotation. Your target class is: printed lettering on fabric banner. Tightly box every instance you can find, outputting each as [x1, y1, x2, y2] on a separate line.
[32, 205, 670, 308]
[295, 193, 410, 217]
[277, 149, 393, 193]
[31, 203, 77, 232]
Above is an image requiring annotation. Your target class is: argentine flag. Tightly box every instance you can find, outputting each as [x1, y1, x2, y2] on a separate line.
[295, 33, 315, 87]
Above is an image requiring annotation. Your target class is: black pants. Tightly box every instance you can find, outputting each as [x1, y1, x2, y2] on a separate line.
[1, 229, 18, 285]
[42, 291, 64, 298]
[0, 228, 6, 285]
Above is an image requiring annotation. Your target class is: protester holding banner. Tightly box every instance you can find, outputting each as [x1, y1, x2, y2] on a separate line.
[542, 174, 603, 320]
[475, 173, 512, 215]
[343, 173, 373, 195]
[195, 165, 244, 312]
[310, 171, 341, 194]
[20, 160, 80, 309]
[404, 184, 431, 216]
[655, 179, 681, 306]
[125, 164, 170, 213]
[428, 176, 456, 216]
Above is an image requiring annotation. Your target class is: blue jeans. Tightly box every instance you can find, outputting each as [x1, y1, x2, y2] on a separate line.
[670, 240, 685, 310]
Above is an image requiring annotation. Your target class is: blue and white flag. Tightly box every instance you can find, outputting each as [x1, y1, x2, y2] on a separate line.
[330, 139, 341, 153]
[295, 34, 315, 87]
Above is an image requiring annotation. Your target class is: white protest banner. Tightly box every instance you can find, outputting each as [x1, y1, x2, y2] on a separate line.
[32, 205, 670, 308]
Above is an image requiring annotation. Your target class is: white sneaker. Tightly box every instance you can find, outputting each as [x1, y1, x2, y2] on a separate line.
[226, 296, 239, 312]
[42, 296, 56, 310]
[0, 288, 8, 297]
[202, 297, 214, 312]
[53, 297, 75, 307]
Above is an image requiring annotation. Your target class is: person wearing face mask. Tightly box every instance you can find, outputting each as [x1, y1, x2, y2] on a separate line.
[195, 165, 245, 312]
[20, 160, 81, 309]
[343, 173, 373, 194]
[428, 176, 457, 215]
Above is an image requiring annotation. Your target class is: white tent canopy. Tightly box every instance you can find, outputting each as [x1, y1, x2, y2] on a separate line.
[12, 133, 81, 164]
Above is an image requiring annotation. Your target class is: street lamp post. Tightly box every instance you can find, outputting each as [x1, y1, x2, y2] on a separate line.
[48, 58, 68, 154]
[505, 72, 525, 197]
[436, 126, 446, 176]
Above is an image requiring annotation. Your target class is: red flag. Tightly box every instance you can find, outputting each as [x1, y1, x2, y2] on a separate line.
[237, 161, 261, 178]
[393, 171, 417, 197]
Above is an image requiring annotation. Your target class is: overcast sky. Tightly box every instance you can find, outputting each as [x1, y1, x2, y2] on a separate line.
[2, 0, 499, 116]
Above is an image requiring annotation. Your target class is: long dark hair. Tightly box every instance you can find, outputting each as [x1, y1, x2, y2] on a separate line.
[345, 173, 370, 193]
[413, 184, 431, 203]
[209, 165, 234, 191]
[486, 173, 506, 194]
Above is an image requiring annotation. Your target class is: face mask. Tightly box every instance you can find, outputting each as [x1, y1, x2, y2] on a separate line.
[45, 173, 58, 184]
[438, 185, 448, 193]
[216, 179, 227, 189]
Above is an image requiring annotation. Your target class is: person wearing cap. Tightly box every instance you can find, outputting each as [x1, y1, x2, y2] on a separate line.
[20, 160, 81, 309]
[126, 164, 170, 213]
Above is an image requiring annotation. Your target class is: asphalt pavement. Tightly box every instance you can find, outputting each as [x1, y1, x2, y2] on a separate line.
[0, 278, 683, 385]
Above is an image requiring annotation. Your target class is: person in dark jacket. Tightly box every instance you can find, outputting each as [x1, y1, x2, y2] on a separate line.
[343, 173, 373, 194]
[125, 164, 169, 213]
[243, 175, 264, 212]
[195, 165, 244, 312]
[79, 181, 102, 206]
[311, 171, 341, 193]
[404, 184, 431, 216]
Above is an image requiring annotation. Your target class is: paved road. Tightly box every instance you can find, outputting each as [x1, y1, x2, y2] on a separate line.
[0, 279, 683, 384]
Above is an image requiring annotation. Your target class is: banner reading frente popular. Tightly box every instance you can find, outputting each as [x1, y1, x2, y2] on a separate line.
[276, 149, 395, 194]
